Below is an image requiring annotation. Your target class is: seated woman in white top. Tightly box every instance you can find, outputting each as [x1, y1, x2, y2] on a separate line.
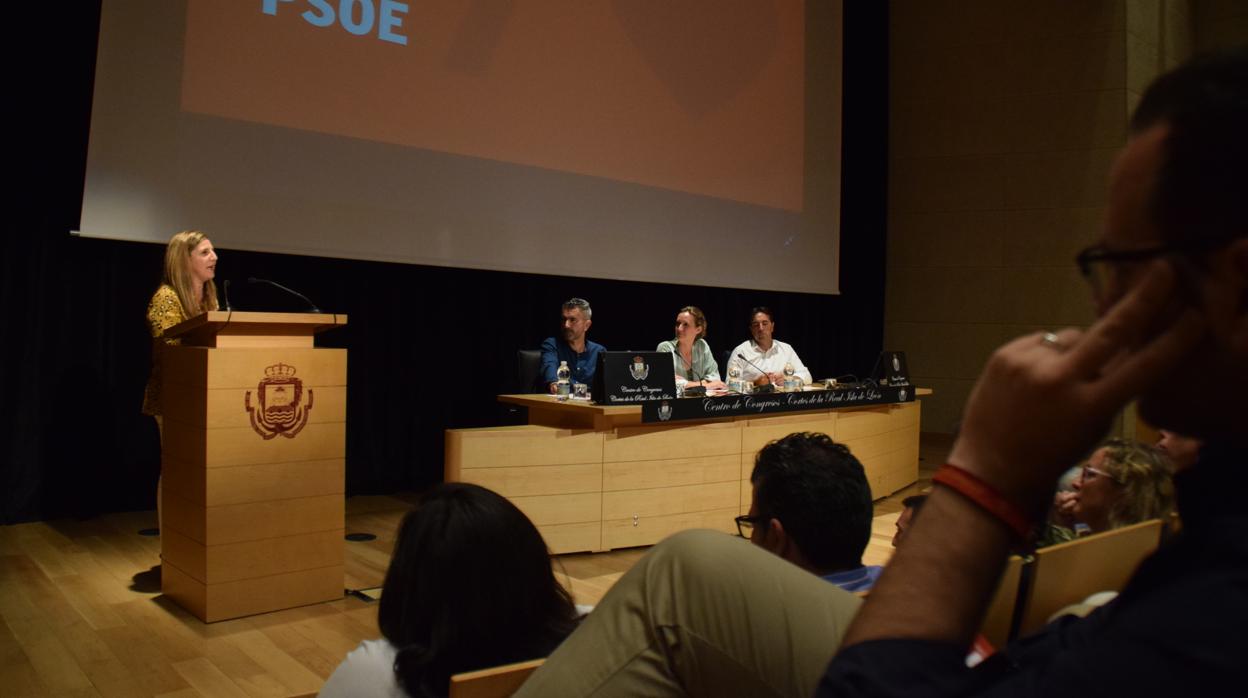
[319, 483, 580, 698]
[656, 305, 726, 390]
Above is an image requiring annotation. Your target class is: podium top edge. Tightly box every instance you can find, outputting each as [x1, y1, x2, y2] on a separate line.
[167, 311, 348, 338]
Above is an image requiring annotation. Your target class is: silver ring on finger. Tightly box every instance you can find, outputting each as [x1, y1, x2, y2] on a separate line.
[1040, 331, 1063, 350]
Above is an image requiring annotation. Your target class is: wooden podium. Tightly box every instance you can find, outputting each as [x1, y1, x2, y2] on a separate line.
[159, 311, 348, 622]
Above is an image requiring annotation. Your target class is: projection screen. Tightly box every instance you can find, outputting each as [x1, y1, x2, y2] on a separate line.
[79, 0, 842, 294]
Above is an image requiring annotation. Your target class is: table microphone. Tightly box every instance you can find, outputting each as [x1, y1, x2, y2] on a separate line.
[736, 353, 776, 394]
[223, 279, 233, 311]
[248, 277, 322, 313]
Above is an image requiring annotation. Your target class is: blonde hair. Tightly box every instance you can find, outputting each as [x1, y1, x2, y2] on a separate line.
[678, 306, 708, 339]
[1099, 438, 1175, 529]
[162, 230, 219, 316]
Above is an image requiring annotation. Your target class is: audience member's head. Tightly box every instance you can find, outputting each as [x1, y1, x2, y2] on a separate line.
[1071, 439, 1175, 533]
[1155, 429, 1202, 471]
[378, 483, 578, 697]
[892, 494, 926, 548]
[740, 432, 873, 576]
[1120, 47, 1248, 436]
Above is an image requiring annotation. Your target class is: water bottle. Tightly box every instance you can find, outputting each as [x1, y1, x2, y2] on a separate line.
[556, 361, 571, 399]
[783, 362, 797, 391]
[727, 364, 743, 394]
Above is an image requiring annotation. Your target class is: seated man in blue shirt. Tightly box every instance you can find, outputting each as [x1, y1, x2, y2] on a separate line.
[737, 432, 882, 592]
[539, 297, 606, 393]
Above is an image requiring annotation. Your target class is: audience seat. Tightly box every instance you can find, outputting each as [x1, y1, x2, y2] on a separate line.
[1016, 519, 1163, 636]
[449, 658, 545, 698]
[980, 554, 1026, 648]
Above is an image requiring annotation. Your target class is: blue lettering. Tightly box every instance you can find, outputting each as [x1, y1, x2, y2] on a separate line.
[378, 0, 409, 46]
[302, 0, 335, 28]
[339, 0, 375, 36]
[266, 0, 408, 45]
[261, 0, 294, 16]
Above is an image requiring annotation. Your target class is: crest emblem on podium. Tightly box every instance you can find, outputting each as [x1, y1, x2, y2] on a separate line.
[657, 400, 672, 421]
[245, 363, 314, 440]
[629, 355, 650, 381]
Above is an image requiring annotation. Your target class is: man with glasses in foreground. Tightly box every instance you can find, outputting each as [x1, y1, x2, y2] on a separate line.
[517, 48, 1248, 697]
[737, 432, 881, 592]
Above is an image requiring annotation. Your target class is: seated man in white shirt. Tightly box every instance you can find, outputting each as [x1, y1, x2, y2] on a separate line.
[727, 307, 813, 387]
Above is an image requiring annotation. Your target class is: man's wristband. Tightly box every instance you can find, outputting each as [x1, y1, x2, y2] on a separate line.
[932, 463, 1033, 541]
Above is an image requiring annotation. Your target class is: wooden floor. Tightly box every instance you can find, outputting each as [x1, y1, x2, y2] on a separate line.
[0, 434, 948, 697]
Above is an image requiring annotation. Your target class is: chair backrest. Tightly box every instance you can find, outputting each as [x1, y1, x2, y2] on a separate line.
[1017, 518, 1163, 635]
[979, 554, 1026, 648]
[516, 349, 543, 394]
[449, 658, 545, 698]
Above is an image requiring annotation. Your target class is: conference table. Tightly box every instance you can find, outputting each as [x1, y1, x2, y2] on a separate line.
[444, 388, 930, 554]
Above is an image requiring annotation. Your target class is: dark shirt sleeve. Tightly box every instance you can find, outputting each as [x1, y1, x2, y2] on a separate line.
[539, 337, 561, 387]
[818, 591, 1239, 698]
[817, 639, 986, 698]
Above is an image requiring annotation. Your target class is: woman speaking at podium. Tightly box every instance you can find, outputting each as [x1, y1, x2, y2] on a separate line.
[142, 230, 219, 527]
[143, 230, 218, 417]
[657, 306, 726, 391]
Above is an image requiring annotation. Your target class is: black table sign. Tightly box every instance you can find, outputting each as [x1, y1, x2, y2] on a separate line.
[640, 384, 915, 423]
[593, 351, 677, 404]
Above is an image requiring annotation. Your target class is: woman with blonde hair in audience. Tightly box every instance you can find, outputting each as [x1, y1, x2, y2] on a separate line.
[1054, 438, 1176, 536]
[320, 483, 580, 697]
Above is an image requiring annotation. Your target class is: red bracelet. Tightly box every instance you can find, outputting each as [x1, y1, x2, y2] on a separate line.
[932, 463, 1033, 541]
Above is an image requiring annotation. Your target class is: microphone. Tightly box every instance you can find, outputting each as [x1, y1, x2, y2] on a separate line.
[247, 277, 322, 313]
[736, 353, 776, 393]
[223, 279, 233, 311]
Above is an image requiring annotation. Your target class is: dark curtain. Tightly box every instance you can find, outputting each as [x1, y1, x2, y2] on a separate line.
[2, 1, 887, 523]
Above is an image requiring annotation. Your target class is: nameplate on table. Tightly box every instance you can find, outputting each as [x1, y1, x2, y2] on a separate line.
[640, 384, 915, 423]
[593, 351, 677, 404]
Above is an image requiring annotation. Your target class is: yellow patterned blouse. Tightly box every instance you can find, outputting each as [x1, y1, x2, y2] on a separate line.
[142, 285, 187, 416]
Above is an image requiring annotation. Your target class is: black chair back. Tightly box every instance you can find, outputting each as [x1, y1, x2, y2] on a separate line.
[517, 349, 543, 393]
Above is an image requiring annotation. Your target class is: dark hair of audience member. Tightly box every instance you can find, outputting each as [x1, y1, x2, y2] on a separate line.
[377, 483, 579, 697]
[901, 494, 927, 513]
[1130, 46, 1248, 246]
[751, 432, 873, 572]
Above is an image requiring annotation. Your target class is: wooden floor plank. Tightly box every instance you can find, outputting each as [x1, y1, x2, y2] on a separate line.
[14, 523, 77, 580]
[5, 615, 100, 696]
[171, 657, 251, 698]
[94, 622, 194, 696]
[0, 614, 52, 698]
[225, 630, 324, 696]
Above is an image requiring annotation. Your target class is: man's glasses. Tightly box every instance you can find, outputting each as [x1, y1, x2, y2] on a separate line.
[1075, 238, 1226, 302]
[734, 514, 768, 538]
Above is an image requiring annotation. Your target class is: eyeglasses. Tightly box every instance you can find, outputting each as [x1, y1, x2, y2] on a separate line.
[1081, 465, 1123, 485]
[734, 514, 768, 538]
[1075, 238, 1226, 302]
